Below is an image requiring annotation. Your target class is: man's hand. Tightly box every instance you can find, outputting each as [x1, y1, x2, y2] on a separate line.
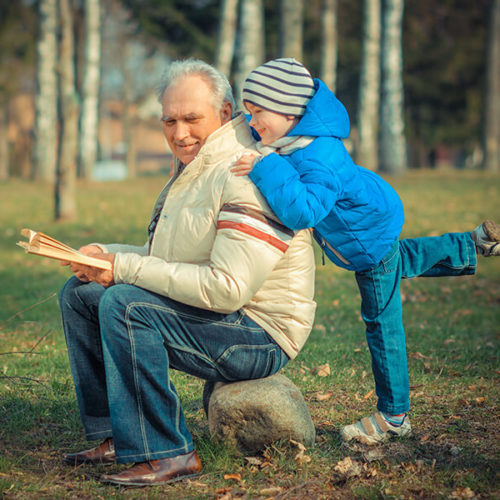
[70, 252, 116, 287]
[60, 245, 103, 268]
[230, 153, 259, 176]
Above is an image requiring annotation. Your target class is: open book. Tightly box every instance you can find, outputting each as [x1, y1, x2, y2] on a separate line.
[17, 228, 112, 270]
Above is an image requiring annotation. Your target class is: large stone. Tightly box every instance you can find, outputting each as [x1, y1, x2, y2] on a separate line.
[204, 374, 315, 453]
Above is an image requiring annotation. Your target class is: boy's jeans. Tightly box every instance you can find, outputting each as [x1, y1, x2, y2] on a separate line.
[355, 232, 477, 415]
[59, 278, 289, 464]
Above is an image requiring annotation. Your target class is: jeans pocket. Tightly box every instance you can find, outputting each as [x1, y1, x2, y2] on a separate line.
[379, 240, 399, 274]
[215, 344, 279, 381]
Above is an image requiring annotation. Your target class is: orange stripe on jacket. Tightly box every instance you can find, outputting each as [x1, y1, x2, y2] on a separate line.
[217, 220, 289, 253]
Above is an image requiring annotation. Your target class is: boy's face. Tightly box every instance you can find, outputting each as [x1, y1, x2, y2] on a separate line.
[245, 102, 299, 145]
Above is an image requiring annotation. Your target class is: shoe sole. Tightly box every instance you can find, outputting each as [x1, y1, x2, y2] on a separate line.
[64, 457, 115, 466]
[100, 472, 201, 487]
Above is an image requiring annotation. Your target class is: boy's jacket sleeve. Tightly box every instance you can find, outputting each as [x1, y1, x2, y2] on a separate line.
[249, 151, 340, 230]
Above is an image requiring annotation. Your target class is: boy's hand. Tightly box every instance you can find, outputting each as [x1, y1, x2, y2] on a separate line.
[230, 153, 258, 176]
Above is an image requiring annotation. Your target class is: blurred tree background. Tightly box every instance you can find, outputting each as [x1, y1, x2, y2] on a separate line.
[0, 0, 498, 216]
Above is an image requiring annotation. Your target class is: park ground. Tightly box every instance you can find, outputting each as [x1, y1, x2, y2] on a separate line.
[0, 170, 499, 499]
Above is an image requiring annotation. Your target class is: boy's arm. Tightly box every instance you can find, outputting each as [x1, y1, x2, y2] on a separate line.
[249, 152, 339, 230]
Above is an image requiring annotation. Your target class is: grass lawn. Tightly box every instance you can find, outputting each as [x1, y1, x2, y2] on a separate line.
[0, 170, 499, 499]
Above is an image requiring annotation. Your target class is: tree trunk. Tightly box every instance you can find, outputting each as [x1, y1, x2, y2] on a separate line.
[234, 0, 265, 107]
[356, 0, 381, 171]
[379, 0, 407, 174]
[78, 0, 101, 178]
[279, 0, 303, 60]
[215, 0, 239, 76]
[0, 104, 9, 181]
[55, 0, 78, 221]
[34, 0, 58, 182]
[483, 0, 500, 171]
[320, 0, 337, 92]
[122, 48, 136, 179]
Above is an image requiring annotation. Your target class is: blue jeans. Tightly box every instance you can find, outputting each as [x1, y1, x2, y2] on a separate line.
[355, 232, 477, 414]
[59, 278, 289, 463]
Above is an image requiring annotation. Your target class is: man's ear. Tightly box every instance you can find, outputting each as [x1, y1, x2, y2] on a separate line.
[220, 101, 233, 124]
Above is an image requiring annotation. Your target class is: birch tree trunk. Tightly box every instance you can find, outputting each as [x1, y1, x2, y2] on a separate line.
[379, 0, 407, 174]
[234, 0, 265, 107]
[55, 0, 78, 220]
[215, 0, 239, 76]
[356, 0, 381, 171]
[34, 0, 58, 182]
[0, 105, 9, 181]
[78, 0, 101, 178]
[122, 45, 136, 179]
[279, 0, 303, 60]
[483, 0, 500, 171]
[320, 0, 337, 92]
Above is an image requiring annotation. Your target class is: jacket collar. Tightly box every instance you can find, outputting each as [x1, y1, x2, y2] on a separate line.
[173, 113, 255, 173]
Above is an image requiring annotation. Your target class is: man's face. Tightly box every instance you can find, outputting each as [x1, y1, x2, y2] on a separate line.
[161, 75, 232, 165]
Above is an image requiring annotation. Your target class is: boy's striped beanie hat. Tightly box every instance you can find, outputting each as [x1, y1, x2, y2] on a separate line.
[242, 58, 315, 117]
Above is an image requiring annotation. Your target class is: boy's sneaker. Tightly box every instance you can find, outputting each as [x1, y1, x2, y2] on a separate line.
[471, 220, 500, 256]
[341, 412, 411, 445]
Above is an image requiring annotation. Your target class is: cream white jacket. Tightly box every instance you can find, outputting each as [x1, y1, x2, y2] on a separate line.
[99, 113, 316, 359]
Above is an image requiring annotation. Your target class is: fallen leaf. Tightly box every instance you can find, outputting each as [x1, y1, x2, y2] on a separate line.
[363, 389, 374, 400]
[316, 363, 331, 377]
[420, 433, 430, 443]
[449, 486, 476, 499]
[289, 439, 311, 463]
[295, 452, 312, 463]
[260, 486, 282, 496]
[245, 456, 264, 466]
[410, 351, 432, 361]
[363, 448, 385, 462]
[315, 391, 333, 401]
[223, 473, 241, 481]
[190, 481, 209, 488]
[215, 487, 232, 494]
[333, 456, 362, 477]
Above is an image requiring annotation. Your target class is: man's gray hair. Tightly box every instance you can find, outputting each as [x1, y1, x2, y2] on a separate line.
[157, 59, 235, 112]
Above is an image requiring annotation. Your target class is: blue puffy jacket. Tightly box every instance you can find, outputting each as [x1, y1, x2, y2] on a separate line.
[249, 79, 405, 272]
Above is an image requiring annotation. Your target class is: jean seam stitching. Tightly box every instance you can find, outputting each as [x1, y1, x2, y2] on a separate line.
[125, 303, 151, 459]
[128, 301, 262, 331]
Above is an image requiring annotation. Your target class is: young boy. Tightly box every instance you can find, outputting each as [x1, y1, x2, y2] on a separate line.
[232, 57, 500, 445]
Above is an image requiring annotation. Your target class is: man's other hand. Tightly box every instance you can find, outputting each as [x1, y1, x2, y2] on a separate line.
[70, 253, 115, 287]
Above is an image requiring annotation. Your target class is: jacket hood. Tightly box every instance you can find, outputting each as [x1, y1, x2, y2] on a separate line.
[289, 79, 350, 139]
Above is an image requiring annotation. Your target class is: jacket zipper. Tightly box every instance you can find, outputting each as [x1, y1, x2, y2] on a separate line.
[321, 237, 351, 266]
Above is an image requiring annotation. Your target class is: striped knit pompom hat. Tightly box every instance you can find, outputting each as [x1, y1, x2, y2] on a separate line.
[242, 58, 315, 117]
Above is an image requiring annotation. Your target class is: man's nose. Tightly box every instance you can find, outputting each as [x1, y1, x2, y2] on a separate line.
[173, 122, 189, 141]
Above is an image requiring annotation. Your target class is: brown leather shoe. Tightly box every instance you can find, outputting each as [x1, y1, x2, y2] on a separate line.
[100, 450, 202, 486]
[64, 437, 115, 465]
